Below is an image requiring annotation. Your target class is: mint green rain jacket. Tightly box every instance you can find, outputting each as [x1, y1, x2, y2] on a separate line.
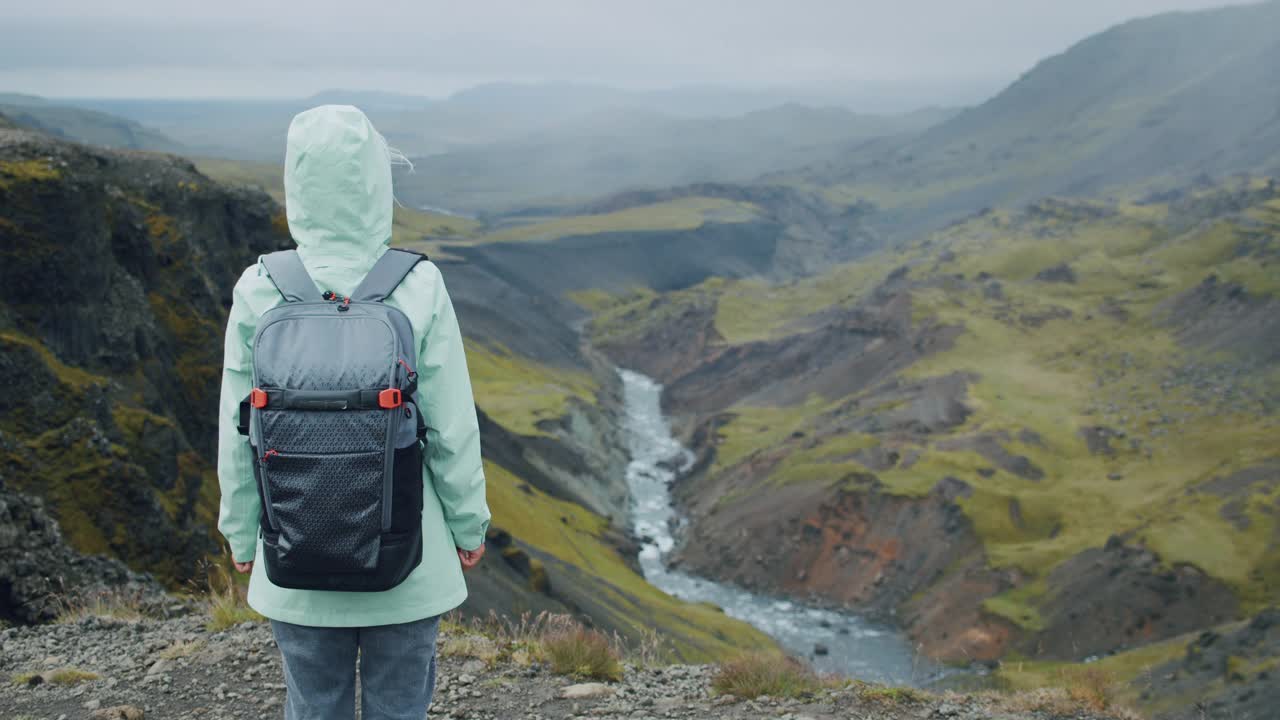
[216, 105, 490, 626]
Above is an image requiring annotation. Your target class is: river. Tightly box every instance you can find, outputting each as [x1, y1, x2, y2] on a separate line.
[620, 369, 944, 685]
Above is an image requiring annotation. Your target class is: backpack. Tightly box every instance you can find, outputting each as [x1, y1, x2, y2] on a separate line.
[236, 248, 428, 591]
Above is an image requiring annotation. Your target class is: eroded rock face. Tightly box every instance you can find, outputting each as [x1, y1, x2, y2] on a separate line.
[1138, 608, 1280, 720]
[1030, 539, 1239, 660]
[673, 473, 1014, 663]
[1162, 275, 1280, 365]
[0, 483, 165, 625]
[0, 128, 290, 583]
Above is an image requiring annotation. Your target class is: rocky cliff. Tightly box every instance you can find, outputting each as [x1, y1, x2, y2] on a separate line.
[0, 484, 167, 625]
[0, 126, 289, 583]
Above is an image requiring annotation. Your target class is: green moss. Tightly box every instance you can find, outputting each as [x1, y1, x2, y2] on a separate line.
[997, 628, 1198, 710]
[271, 211, 290, 237]
[584, 279, 726, 350]
[0, 158, 60, 190]
[482, 197, 759, 243]
[565, 287, 623, 312]
[983, 581, 1049, 632]
[111, 405, 175, 442]
[485, 461, 773, 660]
[706, 397, 828, 474]
[0, 331, 105, 390]
[465, 342, 598, 437]
[620, 184, 1279, 630]
[145, 213, 179, 244]
[713, 259, 895, 343]
[860, 685, 930, 703]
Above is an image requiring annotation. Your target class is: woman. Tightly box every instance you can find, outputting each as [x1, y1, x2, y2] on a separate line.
[216, 104, 489, 720]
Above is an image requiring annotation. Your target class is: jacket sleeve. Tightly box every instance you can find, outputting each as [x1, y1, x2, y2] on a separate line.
[216, 273, 262, 564]
[417, 264, 490, 551]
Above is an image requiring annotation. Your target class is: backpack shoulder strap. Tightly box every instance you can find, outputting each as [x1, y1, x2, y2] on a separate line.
[351, 249, 427, 303]
[260, 250, 321, 303]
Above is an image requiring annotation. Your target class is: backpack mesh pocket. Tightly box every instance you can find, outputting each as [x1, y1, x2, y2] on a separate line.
[263, 450, 385, 573]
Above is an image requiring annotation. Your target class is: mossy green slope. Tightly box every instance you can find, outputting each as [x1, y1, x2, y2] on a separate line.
[581, 181, 1279, 668]
[463, 339, 773, 659]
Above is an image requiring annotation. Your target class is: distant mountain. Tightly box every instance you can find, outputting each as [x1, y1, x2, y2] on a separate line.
[52, 84, 953, 211]
[72, 83, 884, 162]
[805, 0, 1280, 235]
[445, 81, 869, 119]
[396, 104, 955, 212]
[0, 94, 182, 152]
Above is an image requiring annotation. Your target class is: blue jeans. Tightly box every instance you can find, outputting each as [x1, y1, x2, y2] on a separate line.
[270, 616, 440, 720]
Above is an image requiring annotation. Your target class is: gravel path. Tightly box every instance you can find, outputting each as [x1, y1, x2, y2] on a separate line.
[1, 615, 1131, 720]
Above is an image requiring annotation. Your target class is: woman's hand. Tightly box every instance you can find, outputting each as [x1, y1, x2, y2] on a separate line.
[457, 544, 486, 571]
[234, 561, 254, 574]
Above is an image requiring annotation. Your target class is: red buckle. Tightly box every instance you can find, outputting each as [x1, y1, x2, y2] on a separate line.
[250, 388, 269, 409]
[378, 388, 402, 409]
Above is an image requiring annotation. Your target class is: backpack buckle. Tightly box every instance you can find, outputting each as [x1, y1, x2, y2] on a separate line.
[378, 388, 402, 409]
[250, 388, 269, 409]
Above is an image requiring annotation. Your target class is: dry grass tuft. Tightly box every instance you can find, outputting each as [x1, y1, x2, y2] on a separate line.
[860, 684, 932, 704]
[1064, 666, 1118, 711]
[159, 638, 207, 660]
[998, 685, 1143, 720]
[441, 610, 665, 671]
[53, 589, 150, 624]
[541, 623, 624, 682]
[12, 668, 101, 686]
[711, 651, 822, 700]
[199, 559, 264, 632]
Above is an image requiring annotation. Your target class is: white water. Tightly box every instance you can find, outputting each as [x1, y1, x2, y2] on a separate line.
[620, 369, 942, 684]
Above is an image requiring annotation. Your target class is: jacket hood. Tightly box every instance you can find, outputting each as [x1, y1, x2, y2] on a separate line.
[284, 105, 393, 268]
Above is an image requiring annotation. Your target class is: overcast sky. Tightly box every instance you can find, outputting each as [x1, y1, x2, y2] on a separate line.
[0, 0, 1258, 107]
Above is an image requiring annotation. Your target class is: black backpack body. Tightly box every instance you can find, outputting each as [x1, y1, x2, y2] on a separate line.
[238, 249, 427, 591]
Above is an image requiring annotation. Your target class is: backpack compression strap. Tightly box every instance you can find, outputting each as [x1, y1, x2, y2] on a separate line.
[260, 250, 321, 303]
[350, 249, 427, 303]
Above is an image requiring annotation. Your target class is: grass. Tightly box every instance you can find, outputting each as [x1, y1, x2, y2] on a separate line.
[201, 560, 264, 632]
[159, 639, 207, 660]
[869, 195, 1278, 616]
[713, 258, 896, 343]
[711, 651, 822, 699]
[982, 581, 1050, 633]
[859, 685, 931, 704]
[998, 628, 1198, 695]
[0, 158, 60, 190]
[581, 181, 1278, 658]
[464, 341, 598, 437]
[53, 589, 150, 624]
[483, 461, 774, 661]
[481, 196, 759, 243]
[541, 624, 624, 681]
[896, 277, 1278, 596]
[441, 610, 667, 670]
[0, 330, 105, 390]
[584, 281, 721, 349]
